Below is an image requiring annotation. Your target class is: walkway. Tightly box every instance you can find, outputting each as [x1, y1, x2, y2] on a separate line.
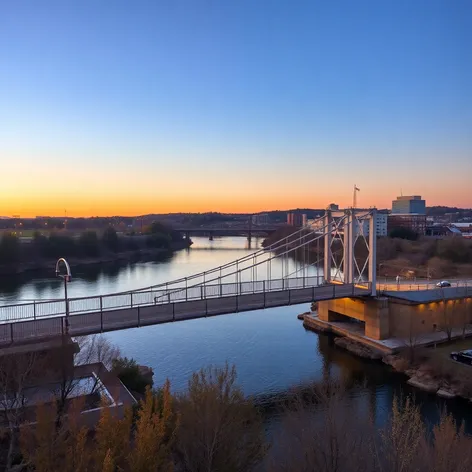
[0, 282, 371, 345]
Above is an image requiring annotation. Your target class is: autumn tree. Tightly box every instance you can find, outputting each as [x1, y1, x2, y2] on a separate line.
[127, 381, 177, 472]
[94, 400, 132, 469]
[175, 364, 266, 472]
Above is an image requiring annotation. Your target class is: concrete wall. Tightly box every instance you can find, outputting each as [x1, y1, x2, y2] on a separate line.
[318, 296, 472, 340]
[389, 297, 472, 338]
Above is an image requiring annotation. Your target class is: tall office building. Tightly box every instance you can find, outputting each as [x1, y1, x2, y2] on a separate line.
[392, 195, 426, 215]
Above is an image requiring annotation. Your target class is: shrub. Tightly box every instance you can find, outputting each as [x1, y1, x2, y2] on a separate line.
[111, 357, 152, 394]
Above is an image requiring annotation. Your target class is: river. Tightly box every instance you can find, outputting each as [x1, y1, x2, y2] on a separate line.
[1, 236, 472, 431]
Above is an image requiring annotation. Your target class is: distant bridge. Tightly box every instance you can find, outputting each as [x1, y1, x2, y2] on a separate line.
[173, 224, 280, 240]
[0, 209, 379, 345]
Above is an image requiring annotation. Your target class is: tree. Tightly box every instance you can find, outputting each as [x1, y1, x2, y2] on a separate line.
[78, 231, 99, 257]
[266, 381, 376, 472]
[0, 352, 39, 471]
[175, 364, 267, 472]
[404, 311, 423, 364]
[146, 233, 172, 249]
[94, 401, 133, 469]
[377, 396, 426, 472]
[47, 233, 76, 258]
[429, 412, 472, 472]
[0, 233, 20, 265]
[102, 227, 120, 253]
[111, 357, 151, 394]
[439, 288, 456, 342]
[47, 335, 121, 428]
[389, 227, 418, 241]
[128, 382, 177, 472]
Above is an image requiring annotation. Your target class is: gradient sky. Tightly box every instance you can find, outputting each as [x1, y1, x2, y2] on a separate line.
[1, 1, 471, 217]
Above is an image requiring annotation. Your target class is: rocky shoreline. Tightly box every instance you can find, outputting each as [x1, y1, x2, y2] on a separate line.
[300, 312, 472, 402]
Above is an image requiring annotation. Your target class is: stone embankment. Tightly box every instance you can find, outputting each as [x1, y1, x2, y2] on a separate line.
[334, 337, 382, 360]
[382, 354, 467, 399]
[298, 311, 471, 402]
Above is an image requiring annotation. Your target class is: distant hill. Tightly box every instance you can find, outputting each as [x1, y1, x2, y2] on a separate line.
[427, 206, 472, 217]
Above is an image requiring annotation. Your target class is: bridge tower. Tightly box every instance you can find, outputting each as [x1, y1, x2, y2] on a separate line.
[323, 208, 377, 296]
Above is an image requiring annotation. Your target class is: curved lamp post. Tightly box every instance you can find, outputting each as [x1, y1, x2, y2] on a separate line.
[56, 258, 72, 334]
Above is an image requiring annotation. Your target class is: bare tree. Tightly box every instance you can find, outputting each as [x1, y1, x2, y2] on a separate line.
[266, 381, 377, 472]
[439, 288, 456, 342]
[0, 351, 39, 471]
[76, 334, 121, 370]
[175, 363, 267, 472]
[376, 395, 427, 472]
[459, 298, 472, 339]
[47, 334, 120, 428]
[403, 311, 423, 364]
[427, 412, 472, 472]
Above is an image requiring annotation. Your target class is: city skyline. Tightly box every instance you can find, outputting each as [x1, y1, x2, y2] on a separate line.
[1, 1, 471, 217]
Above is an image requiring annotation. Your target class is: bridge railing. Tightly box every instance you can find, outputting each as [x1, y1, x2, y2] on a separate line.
[0, 275, 328, 323]
[377, 280, 472, 293]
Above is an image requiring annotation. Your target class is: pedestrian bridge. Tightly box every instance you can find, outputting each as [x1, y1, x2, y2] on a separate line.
[0, 209, 379, 345]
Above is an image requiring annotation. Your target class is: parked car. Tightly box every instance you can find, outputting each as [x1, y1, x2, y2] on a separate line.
[450, 350, 472, 365]
[436, 280, 451, 288]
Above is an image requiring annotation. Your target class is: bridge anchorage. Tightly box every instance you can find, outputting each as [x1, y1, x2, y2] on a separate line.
[0, 209, 377, 344]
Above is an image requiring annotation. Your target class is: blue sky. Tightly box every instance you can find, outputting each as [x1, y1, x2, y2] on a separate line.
[1, 0, 471, 216]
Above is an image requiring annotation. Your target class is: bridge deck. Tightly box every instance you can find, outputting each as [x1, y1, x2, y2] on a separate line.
[0, 283, 370, 346]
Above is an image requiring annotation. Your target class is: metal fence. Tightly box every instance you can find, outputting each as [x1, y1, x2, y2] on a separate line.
[377, 279, 472, 293]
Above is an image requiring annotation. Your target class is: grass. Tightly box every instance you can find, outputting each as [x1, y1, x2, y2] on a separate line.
[426, 338, 472, 378]
[431, 338, 472, 358]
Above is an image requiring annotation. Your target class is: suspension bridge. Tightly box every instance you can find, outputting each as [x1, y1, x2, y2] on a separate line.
[0, 209, 378, 345]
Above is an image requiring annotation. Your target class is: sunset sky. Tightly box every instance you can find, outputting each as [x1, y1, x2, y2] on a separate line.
[1, 1, 471, 217]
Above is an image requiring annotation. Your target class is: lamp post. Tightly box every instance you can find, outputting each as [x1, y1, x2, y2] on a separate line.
[56, 258, 72, 334]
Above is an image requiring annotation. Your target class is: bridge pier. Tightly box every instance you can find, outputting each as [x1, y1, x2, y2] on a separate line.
[318, 297, 390, 340]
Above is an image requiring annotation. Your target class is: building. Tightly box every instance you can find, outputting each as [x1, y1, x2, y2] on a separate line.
[392, 195, 426, 215]
[425, 225, 463, 238]
[251, 213, 269, 225]
[327, 203, 339, 211]
[353, 211, 388, 237]
[388, 214, 427, 235]
[286, 212, 306, 227]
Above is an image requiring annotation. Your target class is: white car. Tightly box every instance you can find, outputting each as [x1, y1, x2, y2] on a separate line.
[436, 280, 451, 288]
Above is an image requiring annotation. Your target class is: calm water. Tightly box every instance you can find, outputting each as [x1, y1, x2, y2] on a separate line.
[1, 236, 472, 431]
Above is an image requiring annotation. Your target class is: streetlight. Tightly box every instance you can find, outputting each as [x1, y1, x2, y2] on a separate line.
[56, 258, 72, 334]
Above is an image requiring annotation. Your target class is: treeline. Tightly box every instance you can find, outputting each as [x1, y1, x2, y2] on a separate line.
[0, 222, 185, 267]
[0, 217, 135, 231]
[3, 363, 472, 471]
[377, 237, 472, 278]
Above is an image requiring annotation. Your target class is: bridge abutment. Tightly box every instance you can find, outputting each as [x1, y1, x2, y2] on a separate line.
[318, 297, 390, 340]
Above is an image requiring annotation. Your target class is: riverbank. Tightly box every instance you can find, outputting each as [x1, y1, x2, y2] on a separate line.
[300, 311, 472, 402]
[0, 239, 192, 276]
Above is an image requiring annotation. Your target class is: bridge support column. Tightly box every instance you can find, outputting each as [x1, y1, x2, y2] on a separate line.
[345, 210, 355, 284]
[323, 210, 332, 282]
[209, 231, 214, 241]
[369, 209, 377, 296]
